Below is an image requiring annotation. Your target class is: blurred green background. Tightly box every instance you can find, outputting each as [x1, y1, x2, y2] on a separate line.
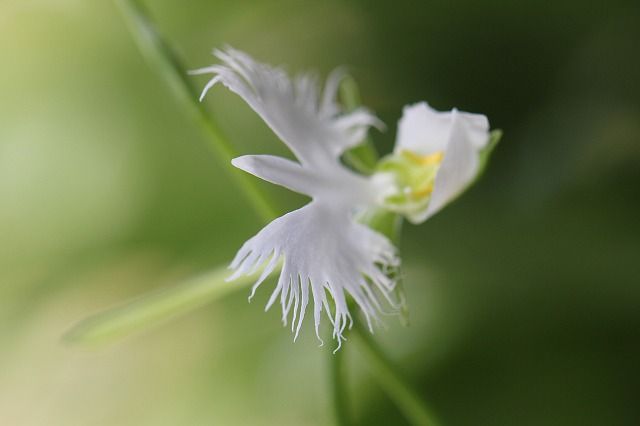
[1, 0, 639, 425]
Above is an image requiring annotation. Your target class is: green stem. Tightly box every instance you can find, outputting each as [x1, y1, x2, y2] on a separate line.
[64, 264, 274, 346]
[330, 75, 383, 426]
[328, 338, 351, 426]
[115, 0, 278, 223]
[352, 321, 440, 426]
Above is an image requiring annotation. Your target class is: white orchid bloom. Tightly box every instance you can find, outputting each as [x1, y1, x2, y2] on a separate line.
[377, 102, 491, 223]
[193, 47, 492, 350]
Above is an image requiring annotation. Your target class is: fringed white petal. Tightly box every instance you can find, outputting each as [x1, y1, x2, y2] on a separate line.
[194, 48, 398, 349]
[192, 47, 381, 167]
[227, 201, 400, 351]
[394, 102, 490, 222]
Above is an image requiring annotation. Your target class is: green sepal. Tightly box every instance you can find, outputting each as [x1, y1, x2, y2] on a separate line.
[475, 129, 502, 182]
[339, 76, 380, 174]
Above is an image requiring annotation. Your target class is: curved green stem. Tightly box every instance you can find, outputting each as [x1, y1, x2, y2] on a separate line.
[115, 0, 278, 223]
[352, 321, 440, 426]
[64, 263, 272, 346]
[328, 338, 351, 426]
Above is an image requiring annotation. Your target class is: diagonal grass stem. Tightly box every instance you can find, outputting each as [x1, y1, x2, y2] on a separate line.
[64, 263, 275, 346]
[116, 0, 278, 223]
[352, 321, 440, 426]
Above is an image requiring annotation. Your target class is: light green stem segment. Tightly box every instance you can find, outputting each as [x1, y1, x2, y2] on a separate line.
[337, 70, 437, 423]
[116, 0, 278, 223]
[328, 331, 351, 426]
[64, 265, 270, 346]
[352, 322, 440, 426]
[328, 77, 376, 426]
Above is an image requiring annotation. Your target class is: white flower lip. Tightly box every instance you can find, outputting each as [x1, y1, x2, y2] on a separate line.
[394, 102, 490, 222]
[193, 47, 399, 350]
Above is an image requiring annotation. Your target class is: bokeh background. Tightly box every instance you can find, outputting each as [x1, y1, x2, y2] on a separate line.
[1, 0, 639, 425]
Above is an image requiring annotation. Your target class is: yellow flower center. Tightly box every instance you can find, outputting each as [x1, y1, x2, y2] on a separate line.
[374, 149, 444, 221]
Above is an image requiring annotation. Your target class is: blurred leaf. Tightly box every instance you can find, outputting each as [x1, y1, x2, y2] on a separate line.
[64, 263, 276, 346]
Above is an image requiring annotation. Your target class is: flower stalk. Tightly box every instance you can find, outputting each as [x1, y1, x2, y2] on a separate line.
[328, 331, 352, 426]
[352, 320, 440, 426]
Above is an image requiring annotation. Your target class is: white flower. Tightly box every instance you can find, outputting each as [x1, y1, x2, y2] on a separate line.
[192, 48, 398, 350]
[378, 102, 491, 223]
[193, 48, 491, 349]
